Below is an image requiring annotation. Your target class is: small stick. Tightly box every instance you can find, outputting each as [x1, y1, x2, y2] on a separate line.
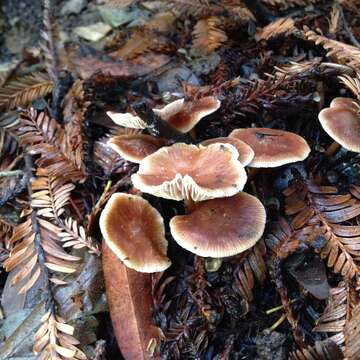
[338, 4, 360, 48]
[266, 298, 298, 315]
[269, 314, 287, 331]
[0, 170, 24, 177]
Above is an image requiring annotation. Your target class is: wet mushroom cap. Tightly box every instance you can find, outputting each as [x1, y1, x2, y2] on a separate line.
[99, 193, 171, 273]
[329, 97, 359, 112]
[318, 98, 360, 153]
[170, 192, 266, 257]
[201, 137, 255, 166]
[153, 96, 221, 133]
[109, 134, 166, 163]
[131, 142, 247, 201]
[229, 127, 310, 168]
[107, 111, 146, 129]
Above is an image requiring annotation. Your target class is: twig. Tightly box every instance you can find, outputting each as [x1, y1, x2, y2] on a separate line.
[338, 3, 360, 48]
[269, 314, 287, 331]
[0, 170, 24, 177]
[266, 298, 299, 315]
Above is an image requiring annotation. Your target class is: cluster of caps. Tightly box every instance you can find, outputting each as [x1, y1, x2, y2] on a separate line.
[100, 97, 311, 273]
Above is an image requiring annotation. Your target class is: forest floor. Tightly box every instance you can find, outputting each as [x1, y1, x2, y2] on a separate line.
[1, 1, 360, 359]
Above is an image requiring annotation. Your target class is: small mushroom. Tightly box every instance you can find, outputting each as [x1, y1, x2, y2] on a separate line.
[318, 97, 360, 153]
[107, 111, 146, 129]
[153, 96, 221, 133]
[99, 193, 171, 272]
[201, 137, 255, 166]
[169, 192, 266, 257]
[229, 127, 310, 168]
[109, 134, 166, 163]
[132, 142, 247, 201]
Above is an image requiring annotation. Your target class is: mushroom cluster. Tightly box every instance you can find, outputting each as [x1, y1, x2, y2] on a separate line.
[106, 96, 220, 163]
[100, 98, 311, 273]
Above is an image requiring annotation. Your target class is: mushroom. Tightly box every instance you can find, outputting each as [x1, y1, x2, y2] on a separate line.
[132, 142, 247, 201]
[107, 96, 220, 135]
[229, 127, 310, 168]
[169, 192, 266, 257]
[109, 134, 166, 163]
[99, 193, 171, 272]
[318, 97, 360, 154]
[107, 111, 146, 129]
[201, 137, 255, 166]
[153, 96, 221, 133]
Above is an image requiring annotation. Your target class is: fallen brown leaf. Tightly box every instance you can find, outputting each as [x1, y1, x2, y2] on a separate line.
[102, 242, 162, 360]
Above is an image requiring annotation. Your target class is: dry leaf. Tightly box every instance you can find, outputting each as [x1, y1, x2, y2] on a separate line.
[102, 242, 162, 359]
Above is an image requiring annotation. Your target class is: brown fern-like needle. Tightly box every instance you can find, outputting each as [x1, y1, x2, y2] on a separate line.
[0, 73, 53, 110]
[289, 339, 343, 360]
[3, 215, 41, 294]
[33, 311, 86, 359]
[233, 240, 267, 305]
[303, 27, 360, 72]
[58, 217, 100, 255]
[17, 109, 87, 182]
[255, 17, 295, 41]
[192, 17, 228, 55]
[284, 179, 360, 282]
[261, 0, 321, 10]
[31, 169, 75, 221]
[313, 282, 350, 346]
[344, 302, 360, 359]
[110, 12, 175, 60]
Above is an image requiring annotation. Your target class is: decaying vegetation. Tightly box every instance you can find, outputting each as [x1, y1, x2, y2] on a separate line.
[1, 0, 360, 359]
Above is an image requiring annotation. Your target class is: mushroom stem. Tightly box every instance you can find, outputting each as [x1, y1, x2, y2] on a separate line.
[324, 141, 340, 158]
[184, 198, 197, 213]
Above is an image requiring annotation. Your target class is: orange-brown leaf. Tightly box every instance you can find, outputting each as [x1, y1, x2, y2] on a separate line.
[103, 242, 162, 359]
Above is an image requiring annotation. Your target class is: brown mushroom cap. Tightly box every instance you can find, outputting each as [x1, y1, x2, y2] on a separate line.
[131, 143, 247, 201]
[229, 127, 310, 168]
[107, 111, 146, 129]
[153, 96, 221, 133]
[109, 134, 166, 163]
[99, 193, 171, 272]
[201, 137, 255, 166]
[169, 192, 266, 257]
[319, 97, 360, 152]
[329, 97, 359, 112]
